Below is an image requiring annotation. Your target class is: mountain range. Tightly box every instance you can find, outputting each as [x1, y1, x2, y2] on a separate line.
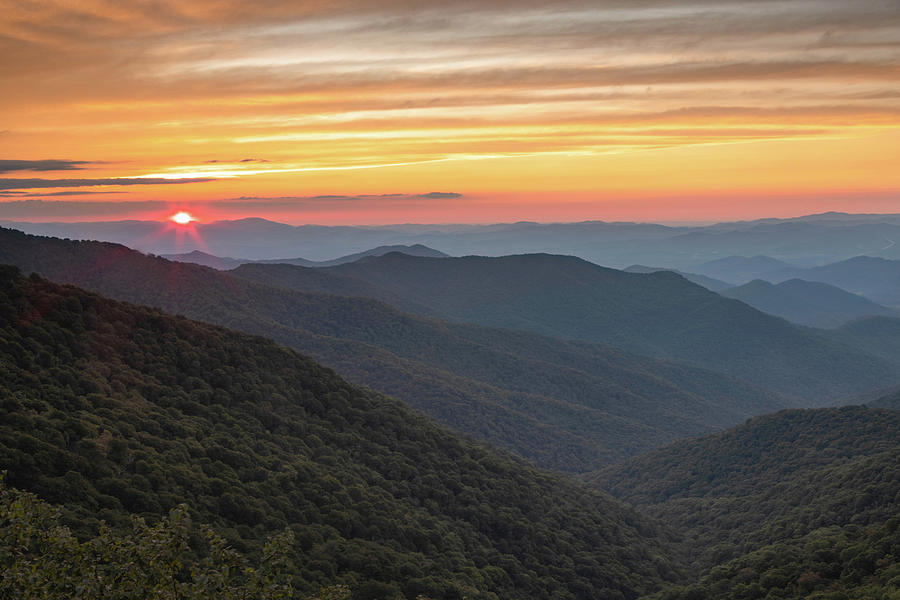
[0, 227, 789, 472]
[8, 211, 900, 268]
[689, 255, 796, 284]
[720, 278, 897, 328]
[162, 244, 449, 270]
[310, 252, 900, 400]
[622, 265, 731, 292]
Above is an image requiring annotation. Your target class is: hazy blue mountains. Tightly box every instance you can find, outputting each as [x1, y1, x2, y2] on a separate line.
[165, 244, 449, 270]
[766, 255, 900, 307]
[623, 265, 731, 291]
[720, 278, 897, 328]
[688, 255, 795, 284]
[10, 211, 900, 268]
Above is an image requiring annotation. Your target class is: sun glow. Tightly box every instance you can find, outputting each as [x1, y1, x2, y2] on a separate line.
[170, 211, 196, 225]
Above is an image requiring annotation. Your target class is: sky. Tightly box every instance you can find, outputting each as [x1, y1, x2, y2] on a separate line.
[1, 0, 899, 224]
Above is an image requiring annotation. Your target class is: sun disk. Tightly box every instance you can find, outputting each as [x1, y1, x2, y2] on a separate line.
[171, 211, 196, 225]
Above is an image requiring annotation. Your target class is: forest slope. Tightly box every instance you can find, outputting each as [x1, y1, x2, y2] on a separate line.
[590, 407, 900, 599]
[0, 267, 680, 600]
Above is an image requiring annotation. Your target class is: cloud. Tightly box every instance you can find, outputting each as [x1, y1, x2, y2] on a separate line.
[205, 158, 270, 163]
[0, 177, 216, 190]
[0, 159, 95, 173]
[229, 192, 463, 205]
[0, 190, 123, 197]
[417, 192, 461, 199]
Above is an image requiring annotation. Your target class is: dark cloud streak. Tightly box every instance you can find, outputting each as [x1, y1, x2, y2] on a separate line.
[0, 159, 95, 173]
[0, 177, 216, 190]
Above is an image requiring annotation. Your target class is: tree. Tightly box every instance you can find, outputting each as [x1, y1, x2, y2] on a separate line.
[0, 479, 313, 599]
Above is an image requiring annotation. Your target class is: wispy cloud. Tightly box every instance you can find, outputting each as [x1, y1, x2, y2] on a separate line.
[0, 177, 216, 191]
[0, 159, 96, 173]
[417, 192, 461, 199]
[0, 190, 123, 197]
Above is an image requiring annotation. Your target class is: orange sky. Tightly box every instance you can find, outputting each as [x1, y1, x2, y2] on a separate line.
[1, 0, 899, 224]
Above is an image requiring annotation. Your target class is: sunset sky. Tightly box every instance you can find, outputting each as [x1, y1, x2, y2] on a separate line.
[2, 0, 899, 224]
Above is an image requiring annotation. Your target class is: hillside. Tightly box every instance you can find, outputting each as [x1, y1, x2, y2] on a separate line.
[323, 252, 900, 400]
[165, 245, 448, 271]
[870, 387, 900, 410]
[689, 255, 795, 284]
[308, 244, 450, 267]
[0, 227, 786, 472]
[591, 407, 900, 599]
[826, 315, 900, 363]
[767, 255, 900, 306]
[0, 266, 680, 599]
[160, 250, 251, 270]
[720, 278, 896, 328]
[623, 265, 731, 292]
[231, 262, 438, 316]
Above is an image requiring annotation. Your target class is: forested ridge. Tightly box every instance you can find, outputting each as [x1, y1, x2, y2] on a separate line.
[321, 252, 900, 400]
[0, 266, 680, 599]
[0, 226, 784, 472]
[591, 408, 900, 599]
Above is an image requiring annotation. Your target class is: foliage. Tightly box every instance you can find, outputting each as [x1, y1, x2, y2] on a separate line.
[0, 266, 680, 599]
[0, 480, 299, 600]
[645, 518, 900, 600]
[590, 408, 900, 598]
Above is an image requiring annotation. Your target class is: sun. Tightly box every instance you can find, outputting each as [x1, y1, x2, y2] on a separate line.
[170, 211, 196, 225]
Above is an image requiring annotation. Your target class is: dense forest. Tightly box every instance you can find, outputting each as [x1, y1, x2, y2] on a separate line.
[0, 267, 680, 599]
[1, 482, 307, 600]
[591, 408, 900, 599]
[0, 226, 785, 472]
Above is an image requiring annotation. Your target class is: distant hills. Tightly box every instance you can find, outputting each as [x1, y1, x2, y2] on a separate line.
[163, 244, 449, 270]
[591, 406, 900, 599]
[623, 265, 731, 291]
[315, 252, 900, 400]
[158, 249, 249, 270]
[9, 210, 900, 267]
[720, 278, 897, 328]
[766, 255, 900, 307]
[0, 227, 787, 472]
[687, 254, 900, 308]
[690, 255, 795, 284]
[307, 244, 449, 266]
[0, 267, 679, 599]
